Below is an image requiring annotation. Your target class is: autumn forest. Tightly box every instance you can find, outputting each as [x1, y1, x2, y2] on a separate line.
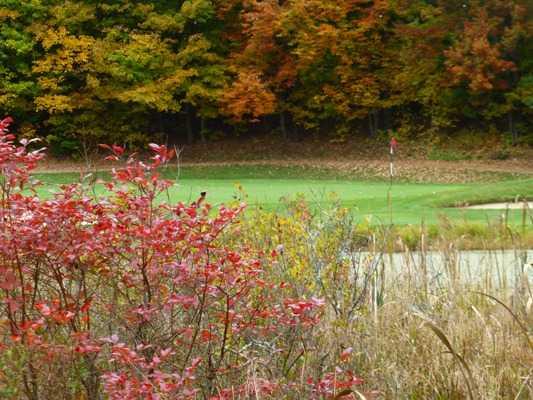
[0, 0, 532, 150]
[1, 2, 533, 399]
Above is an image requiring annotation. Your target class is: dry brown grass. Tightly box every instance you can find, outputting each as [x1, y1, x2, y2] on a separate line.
[35, 157, 533, 184]
[344, 271, 532, 398]
[299, 249, 533, 398]
[234, 205, 533, 399]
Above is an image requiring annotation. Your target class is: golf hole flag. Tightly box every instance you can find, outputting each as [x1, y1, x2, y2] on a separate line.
[389, 137, 398, 178]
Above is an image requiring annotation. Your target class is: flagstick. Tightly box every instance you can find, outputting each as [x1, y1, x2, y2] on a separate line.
[388, 141, 394, 225]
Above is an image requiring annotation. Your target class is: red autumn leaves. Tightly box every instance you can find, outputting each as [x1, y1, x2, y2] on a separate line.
[0, 117, 363, 399]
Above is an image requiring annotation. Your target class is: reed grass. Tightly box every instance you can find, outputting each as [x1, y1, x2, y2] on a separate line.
[233, 202, 533, 398]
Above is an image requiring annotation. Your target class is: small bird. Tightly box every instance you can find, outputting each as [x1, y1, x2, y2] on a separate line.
[192, 191, 207, 208]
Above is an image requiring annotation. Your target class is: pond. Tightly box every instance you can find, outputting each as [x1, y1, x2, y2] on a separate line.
[355, 249, 532, 289]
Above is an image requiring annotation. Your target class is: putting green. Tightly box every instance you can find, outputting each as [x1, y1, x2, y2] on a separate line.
[165, 179, 532, 225]
[32, 167, 533, 226]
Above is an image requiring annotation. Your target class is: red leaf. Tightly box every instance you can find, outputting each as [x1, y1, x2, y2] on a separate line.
[35, 302, 52, 316]
[0, 271, 18, 290]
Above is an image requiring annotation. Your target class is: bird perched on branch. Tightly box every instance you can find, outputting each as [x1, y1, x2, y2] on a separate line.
[192, 191, 207, 208]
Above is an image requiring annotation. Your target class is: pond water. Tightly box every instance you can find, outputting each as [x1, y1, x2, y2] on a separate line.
[465, 202, 533, 210]
[354, 249, 532, 289]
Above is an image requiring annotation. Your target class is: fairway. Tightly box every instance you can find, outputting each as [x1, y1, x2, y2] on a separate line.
[33, 166, 533, 225]
[161, 178, 532, 225]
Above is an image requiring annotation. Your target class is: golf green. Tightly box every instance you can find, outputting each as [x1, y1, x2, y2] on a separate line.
[32, 166, 533, 225]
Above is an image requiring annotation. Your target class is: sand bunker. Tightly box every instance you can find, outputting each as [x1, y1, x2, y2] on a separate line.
[465, 202, 532, 210]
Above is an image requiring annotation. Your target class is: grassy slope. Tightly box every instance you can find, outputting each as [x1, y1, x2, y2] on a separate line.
[33, 166, 533, 226]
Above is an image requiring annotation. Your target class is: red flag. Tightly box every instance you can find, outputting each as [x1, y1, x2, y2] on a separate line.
[390, 137, 398, 151]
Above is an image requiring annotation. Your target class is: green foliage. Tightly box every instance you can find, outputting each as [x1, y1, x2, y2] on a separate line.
[427, 148, 473, 161]
[45, 133, 80, 158]
[0, 0, 531, 148]
[0, 1, 42, 116]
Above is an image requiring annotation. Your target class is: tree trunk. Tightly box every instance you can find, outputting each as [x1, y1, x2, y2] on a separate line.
[157, 113, 167, 146]
[186, 105, 194, 145]
[280, 111, 288, 140]
[508, 70, 519, 146]
[200, 117, 206, 143]
[384, 108, 392, 132]
[368, 110, 378, 137]
[508, 110, 517, 145]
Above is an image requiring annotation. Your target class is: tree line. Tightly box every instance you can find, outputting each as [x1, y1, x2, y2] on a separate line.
[0, 0, 531, 152]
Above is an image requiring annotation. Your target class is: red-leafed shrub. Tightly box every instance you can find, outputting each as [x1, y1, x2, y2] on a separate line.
[0, 118, 363, 399]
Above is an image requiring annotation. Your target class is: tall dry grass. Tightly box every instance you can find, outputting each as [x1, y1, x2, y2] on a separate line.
[231, 200, 533, 399]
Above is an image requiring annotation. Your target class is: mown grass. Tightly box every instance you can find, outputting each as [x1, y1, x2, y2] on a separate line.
[33, 165, 533, 226]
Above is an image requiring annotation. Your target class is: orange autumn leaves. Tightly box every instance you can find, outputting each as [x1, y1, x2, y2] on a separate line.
[445, 9, 516, 92]
[0, 0, 530, 143]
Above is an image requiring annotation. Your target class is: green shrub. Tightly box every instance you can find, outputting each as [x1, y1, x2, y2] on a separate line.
[46, 134, 81, 158]
[428, 148, 473, 161]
